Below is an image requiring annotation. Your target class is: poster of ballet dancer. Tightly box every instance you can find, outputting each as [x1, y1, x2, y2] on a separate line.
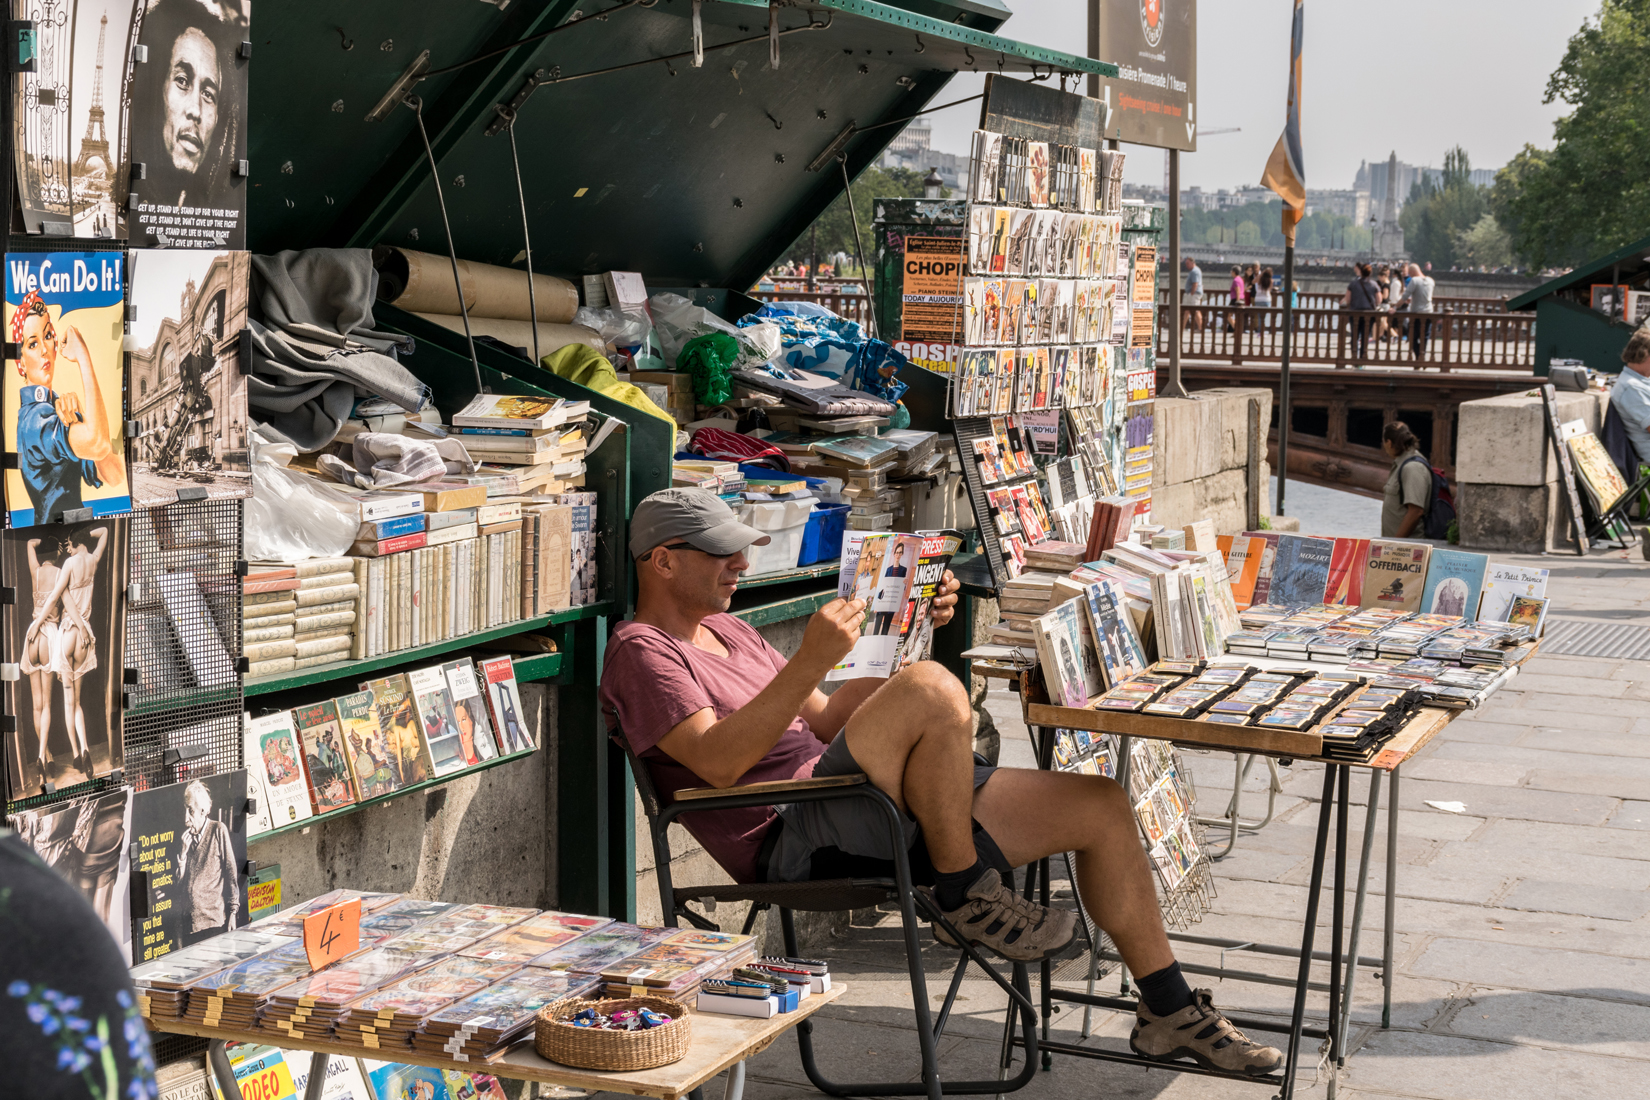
[2, 517, 127, 799]
[3, 252, 132, 528]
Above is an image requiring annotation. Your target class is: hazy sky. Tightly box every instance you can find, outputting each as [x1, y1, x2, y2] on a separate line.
[923, 0, 1601, 193]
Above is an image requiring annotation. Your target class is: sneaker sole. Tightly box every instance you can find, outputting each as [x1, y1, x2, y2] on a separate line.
[1129, 1044, 1280, 1077]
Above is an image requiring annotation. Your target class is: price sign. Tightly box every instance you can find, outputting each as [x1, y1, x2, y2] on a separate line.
[302, 897, 361, 970]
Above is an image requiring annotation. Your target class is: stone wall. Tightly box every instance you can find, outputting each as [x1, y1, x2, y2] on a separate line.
[1455, 389, 1609, 553]
[1151, 387, 1273, 533]
[248, 683, 557, 909]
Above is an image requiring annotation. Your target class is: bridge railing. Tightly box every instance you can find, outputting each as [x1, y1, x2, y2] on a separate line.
[1161, 289, 1509, 314]
[750, 287, 873, 326]
[1159, 304, 1535, 371]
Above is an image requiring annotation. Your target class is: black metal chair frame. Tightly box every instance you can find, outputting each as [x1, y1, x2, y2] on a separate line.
[1581, 467, 1650, 547]
[615, 732, 1042, 1100]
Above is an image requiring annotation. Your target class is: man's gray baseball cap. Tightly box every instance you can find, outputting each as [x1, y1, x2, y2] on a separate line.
[629, 487, 771, 558]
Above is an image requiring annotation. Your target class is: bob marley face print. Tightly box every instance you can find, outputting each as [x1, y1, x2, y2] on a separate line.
[163, 27, 222, 176]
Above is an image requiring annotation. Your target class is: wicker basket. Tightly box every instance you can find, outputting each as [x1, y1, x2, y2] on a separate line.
[534, 995, 692, 1071]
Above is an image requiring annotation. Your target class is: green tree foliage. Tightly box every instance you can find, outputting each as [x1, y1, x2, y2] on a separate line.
[778, 167, 936, 274]
[1399, 146, 1499, 269]
[1491, 0, 1650, 269]
[1180, 200, 1369, 253]
[1455, 213, 1514, 269]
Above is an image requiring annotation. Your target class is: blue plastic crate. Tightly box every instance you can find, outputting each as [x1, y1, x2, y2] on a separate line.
[797, 504, 850, 565]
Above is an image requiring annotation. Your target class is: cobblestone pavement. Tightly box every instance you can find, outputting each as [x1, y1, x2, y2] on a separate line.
[581, 541, 1649, 1100]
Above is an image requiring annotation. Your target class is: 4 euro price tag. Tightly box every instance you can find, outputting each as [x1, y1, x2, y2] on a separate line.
[303, 897, 362, 970]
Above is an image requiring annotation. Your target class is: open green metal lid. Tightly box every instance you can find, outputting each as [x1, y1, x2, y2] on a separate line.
[247, 0, 1111, 289]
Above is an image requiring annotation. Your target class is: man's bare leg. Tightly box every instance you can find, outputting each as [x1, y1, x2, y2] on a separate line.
[840, 660, 975, 874]
[971, 768, 1173, 976]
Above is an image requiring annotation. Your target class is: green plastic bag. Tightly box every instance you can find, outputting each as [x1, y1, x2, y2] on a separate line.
[679, 332, 738, 407]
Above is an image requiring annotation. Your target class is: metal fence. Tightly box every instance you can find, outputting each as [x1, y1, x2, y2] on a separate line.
[754, 286, 874, 326]
[1163, 289, 1509, 314]
[1161, 304, 1536, 371]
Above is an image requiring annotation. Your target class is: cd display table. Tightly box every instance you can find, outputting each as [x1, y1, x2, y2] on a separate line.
[153, 985, 845, 1100]
[1016, 674, 1474, 1100]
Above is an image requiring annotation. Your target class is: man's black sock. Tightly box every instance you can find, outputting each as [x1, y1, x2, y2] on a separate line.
[933, 858, 988, 911]
[1135, 961, 1195, 1016]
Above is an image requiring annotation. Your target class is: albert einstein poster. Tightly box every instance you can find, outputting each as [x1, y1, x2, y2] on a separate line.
[4, 253, 131, 528]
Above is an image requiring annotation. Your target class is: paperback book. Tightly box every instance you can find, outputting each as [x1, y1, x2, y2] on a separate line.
[1478, 564, 1549, 621]
[1033, 598, 1097, 708]
[247, 711, 314, 829]
[1419, 549, 1489, 619]
[291, 699, 358, 813]
[408, 665, 468, 777]
[1362, 540, 1430, 613]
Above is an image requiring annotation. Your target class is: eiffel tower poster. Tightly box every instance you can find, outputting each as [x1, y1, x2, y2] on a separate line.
[68, 0, 142, 238]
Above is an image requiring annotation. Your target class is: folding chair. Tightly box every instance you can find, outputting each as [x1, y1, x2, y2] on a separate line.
[613, 732, 1043, 1100]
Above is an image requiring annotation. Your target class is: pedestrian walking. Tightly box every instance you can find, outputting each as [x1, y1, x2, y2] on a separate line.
[1380, 421, 1433, 538]
[1228, 265, 1246, 342]
[1342, 262, 1382, 360]
[1182, 258, 1204, 333]
[1242, 264, 1259, 307]
[1391, 262, 1436, 361]
[1253, 268, 1274, 335]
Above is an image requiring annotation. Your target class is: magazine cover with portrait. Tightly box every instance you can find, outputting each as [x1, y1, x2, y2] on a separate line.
[126, 250, 251, 505]
[3, 253, 132, 528]
[129, 0, 251, 248]
[7, 786, 134, 962]
[2, 517, 128, 799]
[130, 769, 249, 959]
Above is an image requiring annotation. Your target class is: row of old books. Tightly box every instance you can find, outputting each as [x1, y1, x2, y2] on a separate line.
[244, 655, 532, 834]
[131, 892, 756, 1059]
[242, 559, 363, 677]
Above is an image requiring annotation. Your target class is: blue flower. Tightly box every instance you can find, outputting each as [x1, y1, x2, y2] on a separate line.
[85, 1035, 106, 1051]
[115, 990, 132, 1010]
[26, 1002, 48, 1024]
[40, 1013, 60, 1034]
[65, 1015, 90, 1032]
[57, 1047, 78, 1071]
[124, 1016, 144, 1045]
[57, 995, 82, 1012]
[42, 988, 64, 1007]
[6, 980, 28, 998]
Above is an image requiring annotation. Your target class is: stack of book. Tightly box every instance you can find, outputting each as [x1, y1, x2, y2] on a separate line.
[598, 929, 759, 1002]
[412, 970, 598, 1060]
[991, 571, 1066, 645]
[450, 394, 591, 496]
[334, 956, 524, 1052]
[243, 558, 363, 678]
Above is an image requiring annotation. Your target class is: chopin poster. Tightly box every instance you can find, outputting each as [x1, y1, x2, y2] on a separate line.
[1094, 0, 1197, 152]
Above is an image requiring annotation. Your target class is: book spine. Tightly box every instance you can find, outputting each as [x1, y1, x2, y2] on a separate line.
[244, 611, 296, 631]
[245, 624, 294, 644]
[245, 589, 297, 607]
[295, 585, 360, 608]
[391, 551, 403, 653]
[295, 609, 357, 635]
[246, 639, 298, 662]
[247, 656, 297, 678]
[350, 559, 368, 660]
[242, 577, 299, 594]
[292, 557, 356, 579]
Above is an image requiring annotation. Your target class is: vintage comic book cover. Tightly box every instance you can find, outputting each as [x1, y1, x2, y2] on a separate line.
[246, 710, 313, 829]
[336, 688, 402, 800]
[291, 699, 357, 814]
[364, 673, 434, 787]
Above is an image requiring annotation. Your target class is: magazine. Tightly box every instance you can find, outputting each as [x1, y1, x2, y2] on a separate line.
[827, 531, 963, 681]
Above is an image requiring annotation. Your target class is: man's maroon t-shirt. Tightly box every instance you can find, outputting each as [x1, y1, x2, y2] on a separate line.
[600, 614, 828, 883]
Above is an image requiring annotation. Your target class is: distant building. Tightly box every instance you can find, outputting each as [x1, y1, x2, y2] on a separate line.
[1304, 188, 1369, 224]
[874, 121, 971, 192]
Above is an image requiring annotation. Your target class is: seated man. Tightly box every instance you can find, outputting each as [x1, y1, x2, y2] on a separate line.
[600, 489, 1282, 1076]
[1616, 326, 1650, 468]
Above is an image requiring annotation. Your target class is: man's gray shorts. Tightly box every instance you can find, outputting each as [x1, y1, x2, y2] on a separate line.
[765, 732, 996, 883]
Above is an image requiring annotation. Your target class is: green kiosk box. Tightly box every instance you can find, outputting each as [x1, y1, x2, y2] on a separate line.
[238, 0, 1110, 918]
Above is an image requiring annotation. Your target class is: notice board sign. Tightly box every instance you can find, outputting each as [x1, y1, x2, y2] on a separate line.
[898, 235, 965, 373]
[1130, 245, 1158, 348]
[1093, 0, 1198, 151]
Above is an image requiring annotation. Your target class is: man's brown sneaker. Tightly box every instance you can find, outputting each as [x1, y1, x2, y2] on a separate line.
[1129, 988, 1283, 1076]
[922, 868, 1078, 963]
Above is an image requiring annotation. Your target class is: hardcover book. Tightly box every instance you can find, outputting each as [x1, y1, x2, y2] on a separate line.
[1419, 549, 1490, 619]
[1268, 534, 1334, 607]
[408, 664, 469, 777]
[1478, 564, 1549, 621]
[1361, 540, 1431, 613]
[291, 699, 357, 814]
[1081, 579, 1149, 688]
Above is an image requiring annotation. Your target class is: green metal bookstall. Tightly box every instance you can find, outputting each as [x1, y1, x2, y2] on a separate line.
[242, 0, 1111, 921]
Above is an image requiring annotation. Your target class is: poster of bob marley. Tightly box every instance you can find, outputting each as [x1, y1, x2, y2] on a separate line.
[10, 0, 144, 237]
[130, 770, 248, 960]
[126, 250, 250, 506]
[128, 0, 252, 248]
[2, 517, 127, 799]
[3, 253, 132, 528]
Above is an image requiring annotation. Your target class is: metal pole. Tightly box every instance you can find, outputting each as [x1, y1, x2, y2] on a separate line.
[1164, 148, 1188, 398]
[1275, 242, 1295, 516]
[1382, 765, 1400, 1029]
[810, 225, 818, 292]
[1337, 770, 1384, 1075]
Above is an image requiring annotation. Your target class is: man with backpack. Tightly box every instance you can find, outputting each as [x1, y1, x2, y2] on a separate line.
[1381, 421, 1455, 538]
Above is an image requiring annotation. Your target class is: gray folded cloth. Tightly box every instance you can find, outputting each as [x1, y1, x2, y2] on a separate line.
[316, 431, 475, 489]
[248, 249, 429, 450]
